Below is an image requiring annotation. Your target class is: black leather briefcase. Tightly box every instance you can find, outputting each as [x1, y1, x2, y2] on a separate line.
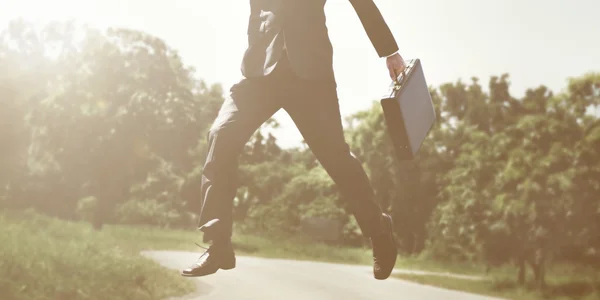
[380, 58, 436, 161]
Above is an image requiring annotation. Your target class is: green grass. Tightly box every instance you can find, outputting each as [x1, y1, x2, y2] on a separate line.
[111, 222, 598, 300]
[104, 223, 483, 271]
[232, 234, 374, 264]
[0, 211, 195, 300]
[394, 266, 600, 300]
[105, 223, 481, 271]
[106, 223, 374, 265]
[4, 210, 598, 300]
[0, 211, 377, 300]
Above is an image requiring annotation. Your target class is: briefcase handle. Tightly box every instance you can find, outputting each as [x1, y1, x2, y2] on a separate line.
[389, 59, 415, 96]
[388, 71, 407, 97]
[393, 70, 407, 86]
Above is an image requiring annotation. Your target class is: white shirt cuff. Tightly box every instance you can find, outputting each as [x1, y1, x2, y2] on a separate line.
[385, 51, 397, 58]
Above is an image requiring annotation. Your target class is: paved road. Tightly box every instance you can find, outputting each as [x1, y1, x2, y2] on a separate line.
[142, 250, 506, 300]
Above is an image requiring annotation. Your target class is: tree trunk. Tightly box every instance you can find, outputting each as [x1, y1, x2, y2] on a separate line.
[537, 261, 546, 290]
[92, 210, 105, 230]
[527, 249, 547, 290]
[233, 192, 253, 221]
[533, 257, 546, 290]
[517, 255, 526, 285]
[591, 265, 599, 295]
[529, 262, 546, 290]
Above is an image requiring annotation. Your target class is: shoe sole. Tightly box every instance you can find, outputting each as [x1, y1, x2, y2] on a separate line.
[375, 214, 397, 280]
[180, 258, 236, 277]
[180, 266, 234, 277]
[181, 271, 217, 277]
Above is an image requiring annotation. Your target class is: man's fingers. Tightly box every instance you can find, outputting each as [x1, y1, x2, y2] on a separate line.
[397, 62, 406, 73]
[389, 68, 396, 81]
[393, 66, 404, 80]
[387, 56, 407, 82]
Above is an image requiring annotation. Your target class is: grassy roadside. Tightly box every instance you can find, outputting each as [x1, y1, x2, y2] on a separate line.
[0, 212, 195, 300]
[393, 266, 600, 300]
[0, 211, 377, 300]
[4, 211, 597, 300]
[122, 222, 598, 300]
[108, 225, 374, 265]
[106, 223, 485, 272]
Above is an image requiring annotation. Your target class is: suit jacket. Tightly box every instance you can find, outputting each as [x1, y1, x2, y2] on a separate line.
[241, 0, 399, 82]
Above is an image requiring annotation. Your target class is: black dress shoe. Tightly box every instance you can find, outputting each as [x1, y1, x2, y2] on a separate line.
[371, 213, 397, 280]
[181, 241, 236, 277]
[181, 219, 236, 277]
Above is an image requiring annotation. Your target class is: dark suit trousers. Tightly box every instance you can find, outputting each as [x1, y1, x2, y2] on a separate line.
[198, 54, 384, 241]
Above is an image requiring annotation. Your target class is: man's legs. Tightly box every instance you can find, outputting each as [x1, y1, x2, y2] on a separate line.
[282, 78, 398, 279]
[283, 82, 383, 237]
[198, 77, 281, 242]
[182, 76, 281, 277]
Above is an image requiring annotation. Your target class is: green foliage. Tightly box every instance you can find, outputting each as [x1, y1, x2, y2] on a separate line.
[420, 73, 600, 288]
[116, 199, 182, 228]
[76, 196, 98, 223]
[0, 19, 223, 225]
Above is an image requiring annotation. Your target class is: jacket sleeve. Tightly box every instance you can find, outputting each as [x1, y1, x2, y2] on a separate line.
[348, 0, 399, 58]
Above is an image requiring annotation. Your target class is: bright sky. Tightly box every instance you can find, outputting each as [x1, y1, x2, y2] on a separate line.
[1, 0, 599, 148]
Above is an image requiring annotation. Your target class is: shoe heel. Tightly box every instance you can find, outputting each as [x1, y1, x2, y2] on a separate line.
[220, 257, 236, 270]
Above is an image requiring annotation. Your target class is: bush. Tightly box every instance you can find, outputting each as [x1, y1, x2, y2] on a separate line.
[0, 210, 193, 300]
[116, 199, 186, 228]
[76, 196, 99, 223]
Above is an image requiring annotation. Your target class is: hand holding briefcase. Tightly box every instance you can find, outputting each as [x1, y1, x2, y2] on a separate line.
[380, 58, 436, 161]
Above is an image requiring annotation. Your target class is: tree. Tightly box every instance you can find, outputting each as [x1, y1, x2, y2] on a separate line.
[1, 19, 223, 227]
[424, 72, 600, 289]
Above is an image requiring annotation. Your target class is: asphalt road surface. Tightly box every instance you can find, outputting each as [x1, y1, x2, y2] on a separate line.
[143, 250, 506, 300]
